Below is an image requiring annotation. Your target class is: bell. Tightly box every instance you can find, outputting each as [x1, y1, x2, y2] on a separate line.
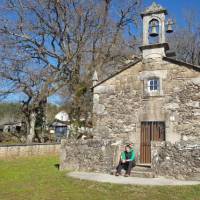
[149, 26, 158, 37]
[166, 24, 173, 33]
[149, 21, 158, 37]
[166, 19, 174, 33]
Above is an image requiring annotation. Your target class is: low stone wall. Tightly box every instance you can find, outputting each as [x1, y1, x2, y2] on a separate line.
[60, 139, 120, 173]
[152, 141, 200, 180]
[0, 143, 60, 159]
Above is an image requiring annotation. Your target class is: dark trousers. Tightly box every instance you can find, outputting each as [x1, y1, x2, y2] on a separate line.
[116, 160, 135, 175]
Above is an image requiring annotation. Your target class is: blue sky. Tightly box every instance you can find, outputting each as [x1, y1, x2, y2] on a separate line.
[2, 0, 200, 105]
[143, 0, 200, 27]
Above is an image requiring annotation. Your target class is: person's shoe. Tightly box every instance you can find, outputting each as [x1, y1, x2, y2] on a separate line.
[124, 173, 130, 177]
[115, 172, 120, 176]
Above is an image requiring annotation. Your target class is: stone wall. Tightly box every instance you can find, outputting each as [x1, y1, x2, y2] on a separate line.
[171, 79, 200, 141]
[151, 140, 200, 180]
[0, 143, 60, 159]
[60, 139, 121, 173]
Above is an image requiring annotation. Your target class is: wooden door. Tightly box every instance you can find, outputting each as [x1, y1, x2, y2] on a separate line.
[140, 121, 165, 164]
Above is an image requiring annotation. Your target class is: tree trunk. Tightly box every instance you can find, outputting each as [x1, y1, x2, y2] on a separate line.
[26, 112, 36, 144]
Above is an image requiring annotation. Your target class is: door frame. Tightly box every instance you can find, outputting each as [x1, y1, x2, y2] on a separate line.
[140, 121, 165, 164]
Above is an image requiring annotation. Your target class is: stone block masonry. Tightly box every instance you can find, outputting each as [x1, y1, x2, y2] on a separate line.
[152, 140, 200, 180]
[0, 143, 60, 159]
[60, 139, 119, 173]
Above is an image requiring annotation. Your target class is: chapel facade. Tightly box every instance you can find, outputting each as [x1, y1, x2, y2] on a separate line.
[92, 2, 200, 164]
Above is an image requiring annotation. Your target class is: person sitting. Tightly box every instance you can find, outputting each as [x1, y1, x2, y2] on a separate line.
[115, 144, 135, 177]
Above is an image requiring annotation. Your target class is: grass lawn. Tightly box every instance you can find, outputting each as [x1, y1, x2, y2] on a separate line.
[0, 156, 199, 200]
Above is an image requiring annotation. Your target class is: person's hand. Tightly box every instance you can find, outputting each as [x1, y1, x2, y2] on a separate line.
[126, 159, 130, 162]
[122, 160, 126, 163]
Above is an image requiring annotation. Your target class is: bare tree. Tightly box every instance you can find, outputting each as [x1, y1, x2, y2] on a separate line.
[0, 0, 141, 142]
[58, 0, 142, 130]
[168, 9, 200, 65]
[0, 54, 66, 143]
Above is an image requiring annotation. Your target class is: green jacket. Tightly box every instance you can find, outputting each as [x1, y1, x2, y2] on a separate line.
[121, 149, 135, 161]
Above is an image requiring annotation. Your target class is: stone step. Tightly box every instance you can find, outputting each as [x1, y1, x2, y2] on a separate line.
[111, 166, 155, 178]
[130, 170, 155, 178]
[133, 166, 153, 172]
[136, 163, 151, 168]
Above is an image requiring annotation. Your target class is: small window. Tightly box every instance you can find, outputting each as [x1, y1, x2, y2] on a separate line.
[148, 78, 159, 91]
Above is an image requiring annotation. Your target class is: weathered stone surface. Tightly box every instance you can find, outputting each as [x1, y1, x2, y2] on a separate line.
[93, 103, 107, 115]
[152, 140, 200, 180]
[60, 139, 120, 173]
[94, 85, 115, 94]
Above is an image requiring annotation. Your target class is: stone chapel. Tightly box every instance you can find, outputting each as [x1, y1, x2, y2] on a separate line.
[92, 2, 200, 165]
[61, 2, 200, 179]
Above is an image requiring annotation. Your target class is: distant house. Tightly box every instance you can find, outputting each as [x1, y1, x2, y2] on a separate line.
[49, 111, 70, 141]
[1, 121, 25, 133]
[55, 111, 69, 122]
[49, 111, 93, 141]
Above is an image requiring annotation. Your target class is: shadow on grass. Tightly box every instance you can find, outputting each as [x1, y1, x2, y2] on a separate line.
[54, 164, 60, 170]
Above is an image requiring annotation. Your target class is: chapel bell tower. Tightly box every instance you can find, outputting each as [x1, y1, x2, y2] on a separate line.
[140, 2, 174, 58]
